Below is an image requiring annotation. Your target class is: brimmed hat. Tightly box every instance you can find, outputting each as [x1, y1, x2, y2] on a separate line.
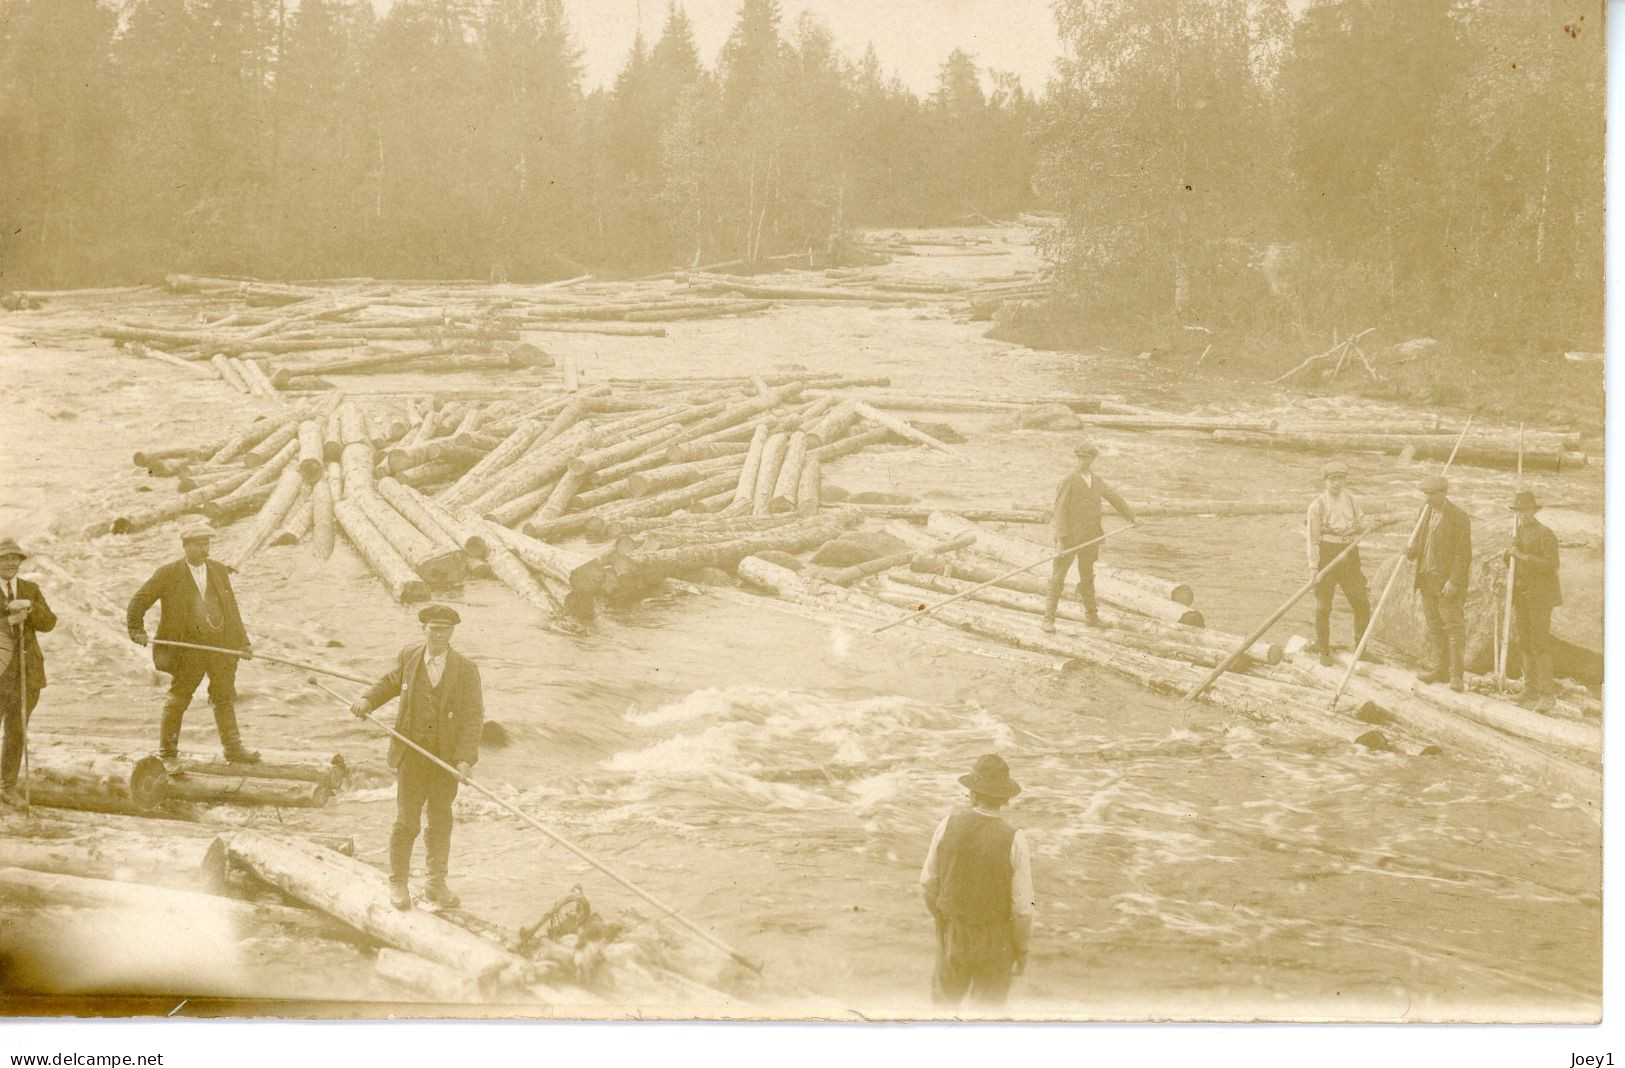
[418, 604, 461, 626]
[1073, 441, 1099, 459]
[1420, 474, 1449, 493]
[959, 753, 1021, 799]
[0, 536, 26, 561]
[1322, 461, 1349, 478]
[178, 520, 215, 542]
[1509, 490, 1540, 512]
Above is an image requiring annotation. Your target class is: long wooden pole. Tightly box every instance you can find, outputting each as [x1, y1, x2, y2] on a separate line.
[870, 524, 1135, 634]
[307, 678, 763, 974]
[1497, 424, 1525, 692]
[1327, 416, 1476, 710]
[150, 638, 370, 685]
[17, 626, 29, 812]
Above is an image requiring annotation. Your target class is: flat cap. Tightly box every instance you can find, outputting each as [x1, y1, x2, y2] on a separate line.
[1419, 474, 1449, 493]
[418, 603, 461, 626]
[178, 519, 215, 542]
[1322, 460, 1349, 477]
[1073, 441, 1099, 458]
[0, 536, 25, 560]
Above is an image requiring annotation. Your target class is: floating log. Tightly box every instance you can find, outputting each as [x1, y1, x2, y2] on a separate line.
[819, 532, 976, 587]
[24, 749, 172, 815]
[606, 510, 802, 544]
[384, 481, 487, 558]
[312, 479, 336, 559]
[245, 422, 302, 466]
[613, 511, 859, 587]
[531, 468, 584, 526]
[378, 477, 471, 562]
[270, 494, 315, 547]
[296, 420, 326, 482]
[812, 425, 894, 463]
[582, 472, 741, 538]
[464, 422, 595, 515]
[223, 464, 306, 568]
[237, 357, 282, 399]
[567, 422, 686, 480]
[751, 433, 791, 516]
[1212, 430, 1580, 472]
[770, 432, 810, 512]
[730, 424, 770, 510]
[150, 769, 333, 808]
[352, 490, 467, 585]
[125, 340, 215, 377]
[846, 503, 1048, 525]
[375, 947, 482, 1002]
[1345, 660, 1599, 755]
[853, 401, 953, 453]
[796, 458, 821, 517]
[0, 823, 226, 892]
[627, 454, 744, 498]
[105, 484, 219, 536]
[211, 354, 252, 393]
[222, 831, 532, 986]
[333, 498, 430, 603]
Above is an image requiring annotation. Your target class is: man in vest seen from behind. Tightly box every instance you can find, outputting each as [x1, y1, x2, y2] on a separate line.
[350, 604, 484, 911]
[126, 521, 259, 764]
[919, 753, 1034, 1008]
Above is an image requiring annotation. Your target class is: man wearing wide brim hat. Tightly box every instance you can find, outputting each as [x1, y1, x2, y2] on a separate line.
[1404, 474, 1473, 691]
[350, 604, 485, 911]
[126, 521, 259, 764]
[1504, 490, 1562, 712]
[0, 537, 56, 808]
[1305, 460, 1373, 667]
[1044, 441, 1138, 632]
[919, 754, 1034, 1008]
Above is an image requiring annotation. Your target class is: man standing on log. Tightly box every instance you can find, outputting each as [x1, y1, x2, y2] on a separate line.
[0, 537, 55, 809]
[1405, 474, 1473, 692]
[349, 604, 484, 911]
[1043, 441, 1137, 632]
[1306, 460, 1372, 667]
[1506, 490, 1561, 713]
[919, 754, 1034, 1009]
[127, 521, 260, 764]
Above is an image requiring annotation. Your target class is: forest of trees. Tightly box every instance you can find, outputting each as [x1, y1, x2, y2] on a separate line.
[0, 0, 1037, 285]
[1035, 0, 1604, 350]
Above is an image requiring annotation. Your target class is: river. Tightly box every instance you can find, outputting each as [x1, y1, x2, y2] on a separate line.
[0, 225, 1601, 1020]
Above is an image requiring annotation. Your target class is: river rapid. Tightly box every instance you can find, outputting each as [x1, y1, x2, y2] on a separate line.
[0, 225, 1601, 1020]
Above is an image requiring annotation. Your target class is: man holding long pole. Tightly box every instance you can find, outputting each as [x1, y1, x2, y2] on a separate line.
[1505, 490, 1561, 713]
[126, 521, 260, 764]
[0, 537, 55, 809]
[1405, 474, 1473, 693]
[1043, 441, 1137, 632]
[1305, 461, 1372, 667]
[348, 604, 483, 911]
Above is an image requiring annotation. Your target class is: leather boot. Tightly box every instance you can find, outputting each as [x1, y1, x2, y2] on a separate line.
[1418, 632, 1449, 684]
[388, 824, 416, 909]
[157, 702, 185, 762]
[213, 703, 261, 764]
[1446, 629, 1466, 693]
[424, 826, 459, 908]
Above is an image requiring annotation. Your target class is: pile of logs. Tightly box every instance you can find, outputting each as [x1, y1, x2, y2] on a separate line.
[110, 372, 996, 620]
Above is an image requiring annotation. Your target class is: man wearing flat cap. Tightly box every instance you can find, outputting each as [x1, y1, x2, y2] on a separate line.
[1505, 490, 1561, 712]
[919, 754, 1034, 1008]
[1044, 441, 1137, 632]
[127, 521, 260, 764]
[1305, 460, 1372, 666]
[1405, 474, 1473, 692]
[350, 604, 484, 910]
[0, 537, 56, 808]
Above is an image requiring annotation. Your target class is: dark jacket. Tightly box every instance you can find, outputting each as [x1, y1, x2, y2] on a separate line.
[933, 809, 1016, 925]
[357, 643, 484, 771]
[1512, 519, 1562, 611]
[1052, 472, 1135, 546]
[1406, 501, 1472, 593]
[3, 578, 57, 691]
[126, 559, 249, 674]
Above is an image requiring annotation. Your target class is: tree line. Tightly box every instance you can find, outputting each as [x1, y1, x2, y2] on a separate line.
[0, 0, 1038, 286]
[1035, 0, 1603, 351]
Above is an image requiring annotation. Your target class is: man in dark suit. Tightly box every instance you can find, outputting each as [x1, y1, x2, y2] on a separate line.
[126, 521, 260, 764]
[1406, 474, 1473, 692]
[1506, 490, 1562, 713]
[350, 604, 484, 911]
[0, 537, 56, 808]
[1043, 441, 1137, 632]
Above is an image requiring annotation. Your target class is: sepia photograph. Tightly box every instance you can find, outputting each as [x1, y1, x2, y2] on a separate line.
[0, 0, 1606, 1036]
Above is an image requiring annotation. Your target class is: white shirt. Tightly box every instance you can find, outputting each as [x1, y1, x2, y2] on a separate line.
[424, 651, 447, 687]
[918, 805, 1035, 924]
[1306, 489, 1364, 565]
[188, 562, 209, 599]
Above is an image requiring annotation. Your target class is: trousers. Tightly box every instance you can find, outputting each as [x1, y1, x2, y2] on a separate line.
[389, 749, 460, 884]
[931, 916, 1015, 1008]
[0, 660, 40, 789]
[1513, 599, 1554, 695]
[1045, 545, 1099, 619]
[1313, 542, 1371, 650]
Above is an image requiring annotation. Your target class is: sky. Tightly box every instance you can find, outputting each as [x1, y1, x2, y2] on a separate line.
[369, 0, 1064, 97]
